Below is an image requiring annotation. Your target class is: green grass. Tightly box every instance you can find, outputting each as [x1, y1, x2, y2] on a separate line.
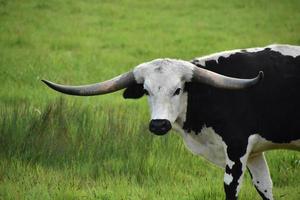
[0, 0, 300, 199]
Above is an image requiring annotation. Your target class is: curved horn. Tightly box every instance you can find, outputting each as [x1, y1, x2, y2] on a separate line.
[42, 71, 136, 96]
[192, 67, 264, 89]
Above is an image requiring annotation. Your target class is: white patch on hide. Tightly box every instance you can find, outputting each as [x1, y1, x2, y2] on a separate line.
[173, 124, 226, 168]
[249, 135, 300, 153]
[247, 153, 274, 200]
[193, 44, 300, 66]
[268, 44, 300, 57]
[222, 142, 235, 169]
[224, 173, 233, 185]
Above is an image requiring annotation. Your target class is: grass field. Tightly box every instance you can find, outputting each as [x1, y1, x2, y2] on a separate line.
[1, 0, 300, 199]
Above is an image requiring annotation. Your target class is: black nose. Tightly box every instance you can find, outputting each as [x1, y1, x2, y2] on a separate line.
[149, 119, 172, 135]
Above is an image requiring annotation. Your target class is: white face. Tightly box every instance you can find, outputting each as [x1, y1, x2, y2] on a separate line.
[133, 59, 194, 124]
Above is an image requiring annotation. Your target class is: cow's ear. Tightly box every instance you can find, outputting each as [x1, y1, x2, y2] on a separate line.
[123, 84, 145, 99]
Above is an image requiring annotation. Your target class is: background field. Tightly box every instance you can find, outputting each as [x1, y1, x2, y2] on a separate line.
[0, 0, 300, 199]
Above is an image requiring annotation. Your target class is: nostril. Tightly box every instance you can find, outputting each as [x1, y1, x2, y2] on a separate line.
[151, 119, 167, 127]
[161, 120, 167, 126]
[149, 124, 156, 131]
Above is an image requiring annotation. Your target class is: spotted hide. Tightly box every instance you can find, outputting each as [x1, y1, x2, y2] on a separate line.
[182, 44, 300, 200]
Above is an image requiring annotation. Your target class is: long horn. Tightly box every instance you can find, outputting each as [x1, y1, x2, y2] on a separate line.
[42, 71, 136, 96]
[192, 67, 264, 89]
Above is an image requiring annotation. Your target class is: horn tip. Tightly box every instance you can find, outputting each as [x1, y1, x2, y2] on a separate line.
[258, 71, 264, 80]
[41, 79, 51, 86]
[41, 79, 57, 90]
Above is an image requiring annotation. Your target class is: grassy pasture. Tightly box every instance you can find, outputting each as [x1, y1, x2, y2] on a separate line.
[0, 0, 300, 199]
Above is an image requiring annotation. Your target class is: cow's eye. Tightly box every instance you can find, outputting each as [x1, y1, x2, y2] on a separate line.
[173, 88, 181, 96]
[143, 89, 149, 95]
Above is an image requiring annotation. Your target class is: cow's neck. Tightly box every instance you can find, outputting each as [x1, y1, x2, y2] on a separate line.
[180, 82, 217, 134]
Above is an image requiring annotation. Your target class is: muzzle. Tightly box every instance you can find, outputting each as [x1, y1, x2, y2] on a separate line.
[149, 119, 172, 135]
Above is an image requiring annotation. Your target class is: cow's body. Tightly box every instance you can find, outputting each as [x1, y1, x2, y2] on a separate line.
[43, 44, 300, 200]
[173, 44, 300, 200]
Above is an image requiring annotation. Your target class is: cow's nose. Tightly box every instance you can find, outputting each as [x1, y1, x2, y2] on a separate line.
[149, 119, 172, 135]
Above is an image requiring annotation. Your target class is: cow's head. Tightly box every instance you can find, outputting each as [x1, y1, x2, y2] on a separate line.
[43, 59, 263, 135]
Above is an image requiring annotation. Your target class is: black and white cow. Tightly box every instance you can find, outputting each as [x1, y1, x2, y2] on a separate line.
[43, 44, 300, 200]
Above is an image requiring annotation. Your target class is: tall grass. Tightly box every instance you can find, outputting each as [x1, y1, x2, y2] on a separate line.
[0, 99, 224, 199]
[1, 99, 299, 199]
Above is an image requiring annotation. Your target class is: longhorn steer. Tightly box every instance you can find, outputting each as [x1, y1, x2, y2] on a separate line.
[43, 44, 300, 200]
